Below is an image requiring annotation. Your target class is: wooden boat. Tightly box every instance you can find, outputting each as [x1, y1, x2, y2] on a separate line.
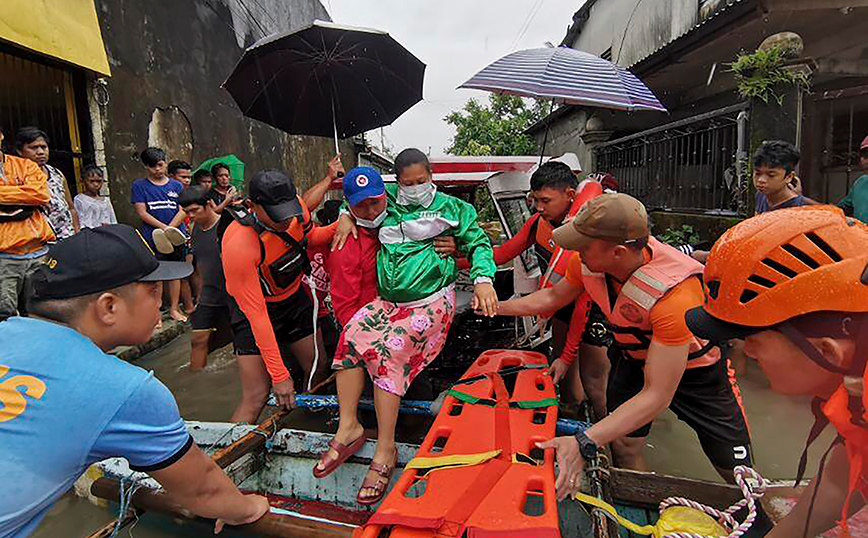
[80, 418, 867, 538]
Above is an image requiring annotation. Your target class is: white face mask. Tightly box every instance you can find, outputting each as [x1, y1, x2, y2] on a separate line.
[353, 208, 386, 229]
[397, 181, 436, 207]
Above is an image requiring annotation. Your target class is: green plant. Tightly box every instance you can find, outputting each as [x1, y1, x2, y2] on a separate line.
[658, 224, 701, 247]
[730, 46, 810, 105]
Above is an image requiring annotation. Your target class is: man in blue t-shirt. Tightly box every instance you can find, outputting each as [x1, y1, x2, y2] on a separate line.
[752, 140, 815, 214]
[0, 225, 268, 538]
[131, 147, 189, 322]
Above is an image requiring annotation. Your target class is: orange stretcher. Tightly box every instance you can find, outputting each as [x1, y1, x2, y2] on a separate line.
[354, 349, 560, 538]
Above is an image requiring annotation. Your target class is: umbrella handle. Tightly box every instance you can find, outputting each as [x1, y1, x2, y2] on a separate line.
[332, 98, 345, 178]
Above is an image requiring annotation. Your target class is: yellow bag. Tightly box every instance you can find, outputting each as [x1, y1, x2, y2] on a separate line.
[575, 492, 727, 537]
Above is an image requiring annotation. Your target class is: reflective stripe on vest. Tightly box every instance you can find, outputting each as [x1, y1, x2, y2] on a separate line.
[581, 237, 720, 368]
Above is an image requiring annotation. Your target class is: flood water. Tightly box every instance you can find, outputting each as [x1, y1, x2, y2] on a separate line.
[33, 328, 835, 538]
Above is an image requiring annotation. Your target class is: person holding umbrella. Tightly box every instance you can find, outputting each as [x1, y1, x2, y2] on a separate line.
[221, 169, 334, 423]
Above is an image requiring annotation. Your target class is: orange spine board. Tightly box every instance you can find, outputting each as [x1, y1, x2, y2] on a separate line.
[362, 349, 561, 538]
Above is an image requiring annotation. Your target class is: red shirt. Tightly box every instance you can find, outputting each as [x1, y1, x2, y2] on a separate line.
[327, 227, 379, 326]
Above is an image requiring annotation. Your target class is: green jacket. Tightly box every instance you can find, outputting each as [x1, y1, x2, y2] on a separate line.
[377, 183, 496, 303]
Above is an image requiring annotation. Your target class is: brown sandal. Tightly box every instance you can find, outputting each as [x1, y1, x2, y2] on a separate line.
[357, 449, 397, 505]
[313, 435, 366, 478]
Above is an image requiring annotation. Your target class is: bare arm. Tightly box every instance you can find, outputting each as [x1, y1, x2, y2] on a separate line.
[168, 208, 187, 228]
[584, 341, 687, 447]
[302, 155, 343, 211]
[149, 444, 268, 529]
[134, 202, 168, 230]
[62, 178, 80, 232]
[496, 277, 583, 317]
[767, 442, 866, 537]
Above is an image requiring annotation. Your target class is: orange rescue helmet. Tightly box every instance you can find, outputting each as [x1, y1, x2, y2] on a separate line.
[687, 205, 868, 343]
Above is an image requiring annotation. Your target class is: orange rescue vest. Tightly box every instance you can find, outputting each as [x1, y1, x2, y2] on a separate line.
[580, 237, 720, 368]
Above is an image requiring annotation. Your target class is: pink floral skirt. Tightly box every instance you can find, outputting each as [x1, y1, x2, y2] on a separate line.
[332, 288, 455, 396]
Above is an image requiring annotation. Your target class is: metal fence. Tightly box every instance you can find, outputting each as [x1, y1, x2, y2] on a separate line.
[594, 102, 750, 215]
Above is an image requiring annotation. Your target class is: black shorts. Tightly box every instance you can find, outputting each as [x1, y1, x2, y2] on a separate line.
[191, 303, 246, 353]
[606, 348, 753, 470]
[229, 290, 316, 357]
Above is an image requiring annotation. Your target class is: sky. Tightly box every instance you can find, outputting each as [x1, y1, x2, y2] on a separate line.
[324, 0, 583, 156]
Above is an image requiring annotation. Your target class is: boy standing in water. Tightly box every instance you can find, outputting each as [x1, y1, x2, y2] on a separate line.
[74, 165, 116, 229]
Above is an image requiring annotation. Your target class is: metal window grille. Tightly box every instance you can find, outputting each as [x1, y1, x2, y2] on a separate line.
[594, 102, 750, 215]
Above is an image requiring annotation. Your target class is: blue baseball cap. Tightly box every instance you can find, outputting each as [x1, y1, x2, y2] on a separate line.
[343, 167, 385, 207]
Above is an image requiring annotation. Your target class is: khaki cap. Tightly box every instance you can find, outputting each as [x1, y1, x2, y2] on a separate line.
[552, 193, 649, 251]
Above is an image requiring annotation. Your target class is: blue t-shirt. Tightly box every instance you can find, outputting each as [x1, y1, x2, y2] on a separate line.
[130, 177, 187, 248]
[0, 317, 191, 538]
[755, 192, 815, 214]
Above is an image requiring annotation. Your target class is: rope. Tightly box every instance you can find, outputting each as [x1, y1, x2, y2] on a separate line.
[108, 474, 145, 538]
[204, 423, 247, 456]
[307, 274, 319, 392]
[657, 465, 769, 538]
[250, 422, 280, 452]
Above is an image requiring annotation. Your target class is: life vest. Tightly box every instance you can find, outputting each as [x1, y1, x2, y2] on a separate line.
[224, 199, 312, 299]
[538, 179, 603, 291]
[581, 237, 720, 368]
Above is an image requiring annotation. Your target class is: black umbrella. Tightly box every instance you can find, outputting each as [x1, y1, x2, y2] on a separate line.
[223, 20, 425, 152]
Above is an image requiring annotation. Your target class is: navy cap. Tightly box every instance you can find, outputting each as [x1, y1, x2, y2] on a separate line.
[249, 169, 303, 222]
[343, 167, 385, 207]
[30, 224, 193, 300]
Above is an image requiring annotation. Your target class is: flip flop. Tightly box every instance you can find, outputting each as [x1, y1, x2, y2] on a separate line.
[356, 449, 397, 505]
[163, 226, 188, 246]
[152, 229, 174, 254]
[313, 434, 366, 479]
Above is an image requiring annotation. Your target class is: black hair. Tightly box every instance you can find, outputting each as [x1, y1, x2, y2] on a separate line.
[178, 185, 211, 208]
[193, 169, 212, 185]
[167, 159, 192, 176]
[82, 164, 104, 178]
[26, 283, 134, 324]
[530, 161, 578, 191]
[394, 148, 431, 177]
[316, 199, 343, 225]
[753, 140, 800, 174]
[15, 126, 49, 149]
[211, 162, 230, 176]
[140, 147, 167, 167]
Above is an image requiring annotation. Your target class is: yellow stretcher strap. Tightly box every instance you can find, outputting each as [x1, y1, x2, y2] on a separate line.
[573, 493, 727, 538]
[406, 450, 502, 472]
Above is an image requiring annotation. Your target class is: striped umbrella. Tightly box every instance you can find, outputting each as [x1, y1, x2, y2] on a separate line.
[459, 46, 667, 112]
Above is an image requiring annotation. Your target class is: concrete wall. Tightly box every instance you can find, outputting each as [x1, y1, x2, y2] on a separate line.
[91, 0, 351, 224]
[567, 0, 700, 67]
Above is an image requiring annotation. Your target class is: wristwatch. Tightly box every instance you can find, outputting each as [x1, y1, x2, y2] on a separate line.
[574, 430, 598, 461]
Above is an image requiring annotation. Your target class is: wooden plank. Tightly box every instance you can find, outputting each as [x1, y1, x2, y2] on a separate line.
[608, 468, 742, 508]
[90, 478, 354, 538]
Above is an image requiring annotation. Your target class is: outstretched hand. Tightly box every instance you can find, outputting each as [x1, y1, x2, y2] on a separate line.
[331, 212, 357, 251]
[472, 282, 498, 317]
[213, 494, 270, 533]
[536, 436, 584, 501]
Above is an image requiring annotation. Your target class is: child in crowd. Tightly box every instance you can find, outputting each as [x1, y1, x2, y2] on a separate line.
[193, 169, 213, 190]
[74, 165, 117, 229]
[130, 147, 189, 322]
[314, 151, 498, 505]
[753, 140, 814, 214]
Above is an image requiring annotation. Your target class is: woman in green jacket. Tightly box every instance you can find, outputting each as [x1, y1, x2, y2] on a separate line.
[313, 148, 498, 504]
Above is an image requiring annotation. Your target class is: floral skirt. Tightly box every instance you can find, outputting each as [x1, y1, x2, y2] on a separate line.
[332, 288, 455, 396]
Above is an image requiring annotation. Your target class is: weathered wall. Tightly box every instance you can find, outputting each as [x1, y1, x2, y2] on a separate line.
[568, 0, 699, 66]
[92, 0, 351, 224]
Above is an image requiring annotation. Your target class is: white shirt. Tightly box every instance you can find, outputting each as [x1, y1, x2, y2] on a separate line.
[74, 194, 117, 229]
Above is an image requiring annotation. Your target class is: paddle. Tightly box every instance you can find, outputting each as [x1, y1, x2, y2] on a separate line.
[83, 372, 337, 538]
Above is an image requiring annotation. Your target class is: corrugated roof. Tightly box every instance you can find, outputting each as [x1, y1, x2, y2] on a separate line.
[629, 0, 752, 70]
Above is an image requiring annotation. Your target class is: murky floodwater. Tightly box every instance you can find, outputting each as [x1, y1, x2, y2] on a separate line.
[33, 329, 833, 538]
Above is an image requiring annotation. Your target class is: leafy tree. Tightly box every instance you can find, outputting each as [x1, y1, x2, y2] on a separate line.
[444, 94, 546, 156]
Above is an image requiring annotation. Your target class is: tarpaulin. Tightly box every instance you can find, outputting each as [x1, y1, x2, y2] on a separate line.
[0, 0, 110, 75]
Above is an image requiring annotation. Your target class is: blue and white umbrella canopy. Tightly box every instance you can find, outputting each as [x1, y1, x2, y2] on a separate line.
[459, 46, 667, 113]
